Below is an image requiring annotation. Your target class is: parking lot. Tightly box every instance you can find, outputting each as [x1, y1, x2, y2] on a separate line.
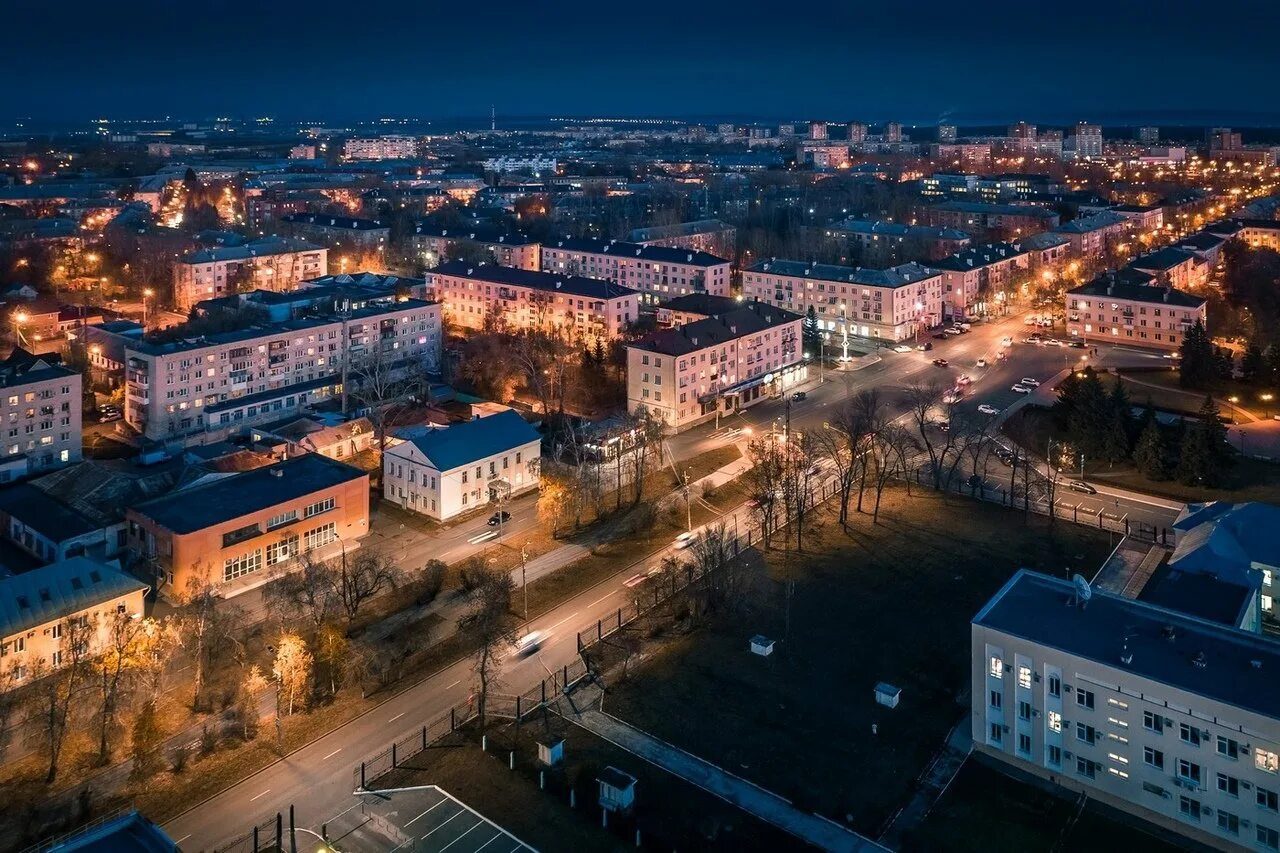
[323, 786, 538, 853]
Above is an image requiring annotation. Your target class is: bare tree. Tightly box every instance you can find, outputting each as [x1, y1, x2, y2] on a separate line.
[869, 423, 912, 523]
[176, 563, 222, 709]
[778, 430, 820, 553]
[92, 611, 147, 765]
[814, 394, 877, 525]
[272, 633, 313, 717]
[743, 436, 784, 546]
[31, 615, 94, 783]
[263, 552, 336, 629]
[347, 342, 431, 450]
[460, 562, 516, 733]
[333, 551, 400, 625]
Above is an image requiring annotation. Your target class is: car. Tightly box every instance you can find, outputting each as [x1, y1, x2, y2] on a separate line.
[487, 511, 511, 526]
[98, 410, 122, 423]
[996, 350, 1008, 360]
[1000, 336, 1013, 347]
[958, 322, 972, 331]
[978, 404, 1000, 416]
[893, 344, 912, 353]
[791, 391, 807, 401]
[1023, 316, 1036, 325]
[932, 333, 948, 340]
[944, 327, 963, 336]
[514, 631, 544, 655]
[942, 391, 962, 404]
[1044, 338, 1063, 347]
[976, 357, 987, 368]
[1011, 384, 1033, 394]
[956, 374, 972, 385]
[935, 419, 950, 432]
[806, 464, 823, 477]
[932, 358, 949, 367]
[1020, 378, 1040, 387]
[674, 531, 698, 549]
[1068, 340, 1086, 349]
[746, 494, 768, 508]
[1068, 480, 1098, 495]
[917, 342, 933, 351]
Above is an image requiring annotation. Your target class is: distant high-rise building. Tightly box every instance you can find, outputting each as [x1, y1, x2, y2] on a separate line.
[777, 123, 797, 138]
[1072, 122, 1103, 157]
[847, 122, 868, 144]
[1209, 128, 1243, 151]
[1008, 121, 1036, 140]
[938, 124, 957, 143]
[884, 122, 903, 143]
[1137, 126, 1159, 144]
[809, 121, 828, 141]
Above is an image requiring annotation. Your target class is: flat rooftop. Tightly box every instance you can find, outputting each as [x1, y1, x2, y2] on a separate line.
[975, 569, 1280, 720]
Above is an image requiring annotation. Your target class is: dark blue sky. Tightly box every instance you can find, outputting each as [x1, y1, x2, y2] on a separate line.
[6, 0, 1279, 124]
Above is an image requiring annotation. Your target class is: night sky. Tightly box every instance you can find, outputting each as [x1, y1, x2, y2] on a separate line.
[6, 0, 1280, 124]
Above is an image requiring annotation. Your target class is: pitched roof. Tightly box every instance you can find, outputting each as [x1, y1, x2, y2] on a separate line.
[1172, 502, 1280, 579]
[1056, 210, 1130, 234]
[746, 259, 940, 288]
[630, 301, 801, 356]
[280, 213, 388, 231]
[543, 236, 728, 266]
[1067, 271, 1205, 308]
[931, 242, 1028, 272]
[1128, 246, 1196, 272]
[430, 260, 637, 300]
[180, 236, 322, 264]
[397, 409, 540, 472]
[410, 223, 537, 246]
[0, 557, 148, 640]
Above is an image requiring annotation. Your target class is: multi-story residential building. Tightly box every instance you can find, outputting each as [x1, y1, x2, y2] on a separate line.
[1071, 122, 1104, 157]
[127, 453, 370, 598]
[0, 557, 148, 686]
[343, 135, 418, 161]
[1237, 219, 1280, 252]
[1055, 211, 1133, 259]
[1129, 247, 1208, 292]
[924, 202, 1060, 238]
[1066, 270, 1207, 351]
[1112, 204, 1166, 235]
[428, 261, 638, 340]
[1018, 231, 1072, 270]
[932, 242, 1031, 318]
[929, 143, 992, 171]
[1138, 126, 1160, 144]
[628, 220, 737, 260]
[172, 237, 327, 312]
[884, 122, 904, 143]
[938, 124, 957, 143]
[481, 155, 557, 174]
[824, 219, 972, 264]
[539, 237, 732, 302]
[382, 409, 541, 521]
[245, 190, 324, 231]
[278, 213, 390, 253]
[626, 301, 804, 431]
[742, 259, 944, 342]
[408, 224, 541, 271]
[974, 568, 1280, 852]
[121, 289, 441, 442]
[0, 349, 81, 482]
[846, 122, 868, 144]
[809, 121, 828, 141]
[655, 293, 742, 328]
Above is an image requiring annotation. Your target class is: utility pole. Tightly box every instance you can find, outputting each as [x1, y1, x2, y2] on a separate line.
[521, 541, 529, 623]
[683, 468, 692, 532]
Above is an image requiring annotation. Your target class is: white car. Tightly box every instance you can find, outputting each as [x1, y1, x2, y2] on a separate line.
[674, 532, 698, 549]
[893, 344, 912, 353]
[1000, 336, 1013, 348]
[1020, 378, 1040, 387]
[514, 631, 544, 655]
[978, 404, 1000, 416]
[943, 391, 963, 404]
[976, 357, 987, 368]
[1011, 384, 1033, 394]
[956, 374, 972, 386]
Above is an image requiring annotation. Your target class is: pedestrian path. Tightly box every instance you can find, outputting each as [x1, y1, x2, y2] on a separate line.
[561, 684, 883, 852]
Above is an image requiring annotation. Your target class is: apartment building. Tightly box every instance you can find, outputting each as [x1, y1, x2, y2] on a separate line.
[932, 242, 1031, 318]
[742, 259, 944, 342]
[924, 202, 1060, 237]
[0, 557, 148, 685]
[929, 143, 992, 171]
[0, 349, 81, 482]
[172, 237, 328, 312]
[1055, 211, 1133, 259]
[1018, 231, 1072, 269]
[825, 219, 972, 264]
[1071, 122, 1104, 157]
[382, 409, 541, 521]
[1113, 204, 1166, 234]
[429, 261, 638, 340]
[127, 453, 370, 597]
[343, 135, 418, 161]
[1237, 220, 1280, 252]
[1129, 247, 1208, 292]
[974, 569, 1280, 852]
[655, 293, 740, 328]
[122, 291, 441, 442]
[540, 237, 731, 302]
[628, 219, 737, 260]
[626, 301, 803, 431]
[1066, 271, 1206, 351]
[408, 224, 541, 271]
[278, 213, 390, 253]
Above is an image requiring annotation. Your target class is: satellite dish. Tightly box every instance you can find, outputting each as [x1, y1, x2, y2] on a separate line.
[1072, 574, 1093, 603]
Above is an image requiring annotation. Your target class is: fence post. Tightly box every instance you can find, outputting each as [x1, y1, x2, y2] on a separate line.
[422, 725, 427, 750]
[253, 826, 259, 853]
[516, 696, 522, 720]
[391, 742, 397, 769]
[360, 761, 366, 789]
[616, 608, 622, 629]
[597, 619, 602, 641]
[542, 679, 547, 704]
[451, 707, 456, 731]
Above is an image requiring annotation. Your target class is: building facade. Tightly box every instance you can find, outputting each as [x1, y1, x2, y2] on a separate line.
[278, 213, 390, 253]
[1066, 272, 1207, 351]
[628, 220, 737, 260]
[343, 135, 418, 160]
[0, 350, 82, 481]
[172, 237, 328, 312]
[540, 238, 732, 302]
[933, 243, 1031, 317]
[408, 224, 541, 271]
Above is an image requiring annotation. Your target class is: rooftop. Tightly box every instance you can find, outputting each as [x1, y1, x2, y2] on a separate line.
[932, 242, 1028, 272]
[430, 260, 637, 301]
[827, 219, 971, 241]
[975, 569, 1280, 721]
[396, 409, 540, 472]
[1128, 246, 1197, 272]
[280, 213, 389, 231]
[544, 236, 729, 267]
[1056, 210, 1130, 234]
[1138, 563, 1255, 629]
[931, 201, 1059, 219]
[630, 300, 801, 357]
[180, 236, 323, 264]
[1068, 271, 1205, 308]
[411, 223, 538, 246]
[628, 219, 734, 241]
[658, 293, 741, 317]
[0, 557, 148, 640]
[747, 258, 941, 288]
[0, 348, 76, 390]
[129, 453, 367, 534]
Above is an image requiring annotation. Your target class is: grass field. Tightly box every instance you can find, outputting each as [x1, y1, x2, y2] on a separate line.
[604, 486, 1113, 838]
[903, 757, 1188, 852]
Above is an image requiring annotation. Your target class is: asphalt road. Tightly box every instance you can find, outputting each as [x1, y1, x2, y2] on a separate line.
[165, 312, 1185, 849]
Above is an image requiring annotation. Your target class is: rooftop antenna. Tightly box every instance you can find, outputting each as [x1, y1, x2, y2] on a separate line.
[1072, 573, 1092, 609]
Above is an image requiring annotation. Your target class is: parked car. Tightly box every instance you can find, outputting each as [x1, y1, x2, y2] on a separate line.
[945, 327, 963, 336]
[1020, 378, 1040, 387]
[674, 532, 698, 549]
[893, 344, 912, 353]
[1069, 340, 1086, 349]
[1068, 480, 1098, 495]
[487, 511, 511, 526]
[1011, 384, 1033, 394]
[918, 342, 933, 351]
[1000, 336, 1013, 347]
[932, 358, 949, 367]
[932, 333, 948, 340]
[978, 404, 1000, 416]
[942, 390, 962, 404]
[791, 391, 807, 401]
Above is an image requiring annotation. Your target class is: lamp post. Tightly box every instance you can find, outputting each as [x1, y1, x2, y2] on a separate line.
[1228, 395, 1240, 425]
[142, 287, 154, 326]
[520, 540, 529, 624]
[1261, 393, 1274, 420]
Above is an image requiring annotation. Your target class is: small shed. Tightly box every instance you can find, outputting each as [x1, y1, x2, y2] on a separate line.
[875, 682, 902, 709]
[597, 766, 637, 813]
[537, 736, 564, 767]
[750, 635, 775, 657]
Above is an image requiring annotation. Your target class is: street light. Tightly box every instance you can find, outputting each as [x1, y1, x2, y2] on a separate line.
[1261, 392, 1274, 420]
[1228, 395, 1240, 424]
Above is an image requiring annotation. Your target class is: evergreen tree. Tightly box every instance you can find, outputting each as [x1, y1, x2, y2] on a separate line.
[1242, 342, 1265, 384]
[1178, 320, 1217, 390]
[1176, 396, 1233, 487]
[1067, 370, 1109, 459]
[1052, 369, 1084, 432]
[1132, 418, 1168, 480]
[802, 305, 822, 356]
[1101, 382, 1133, 464]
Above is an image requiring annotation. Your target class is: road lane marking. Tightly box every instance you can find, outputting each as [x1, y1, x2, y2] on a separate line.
[446, 679, 461, 689]
[174, 835, 191, 845]
[388, 712, 405, 723]
[323, 748, 342, 760]
[250, 789, 271, 802]
[588, 592, 616, 608]
[547, 611, 579, 632]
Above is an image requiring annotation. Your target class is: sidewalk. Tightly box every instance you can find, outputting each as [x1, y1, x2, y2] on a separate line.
[877, 721, 971, 849]
[562, 687, 883, 852]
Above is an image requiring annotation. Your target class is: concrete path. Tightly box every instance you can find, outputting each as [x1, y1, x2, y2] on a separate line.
[564, 690, 883, 852]
[877, 721, 971, 849]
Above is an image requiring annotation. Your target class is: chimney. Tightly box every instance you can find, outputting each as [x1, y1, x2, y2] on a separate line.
[1162, 287, 1170, 303]
[270, 468, 284, 478]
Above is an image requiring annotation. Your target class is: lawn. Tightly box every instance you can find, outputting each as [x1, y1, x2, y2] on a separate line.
[1118, 366, 1278, 422]
[903, 756, 1188, 852]
[604, 486, 1113, 838]
[375, 714, 795, 852]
